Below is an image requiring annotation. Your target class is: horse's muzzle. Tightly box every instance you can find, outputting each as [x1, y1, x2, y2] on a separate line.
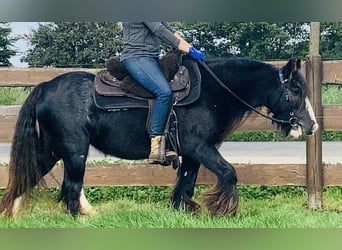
[308, 122, 319, 135]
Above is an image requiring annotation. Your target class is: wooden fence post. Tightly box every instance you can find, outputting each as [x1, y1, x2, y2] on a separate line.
[305, 22, 323, 209]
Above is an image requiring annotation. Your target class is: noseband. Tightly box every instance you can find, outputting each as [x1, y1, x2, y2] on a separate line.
[199, 61, 299, 128]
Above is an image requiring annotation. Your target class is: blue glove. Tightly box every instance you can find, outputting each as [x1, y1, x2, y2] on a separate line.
[188, 47, 206, 61]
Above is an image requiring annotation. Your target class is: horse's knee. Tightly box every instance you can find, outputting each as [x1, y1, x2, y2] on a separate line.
[65, 156, 87, 179]
[62, 155, 86, 190]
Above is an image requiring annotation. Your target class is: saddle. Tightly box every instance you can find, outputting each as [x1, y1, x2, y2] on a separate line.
[93, 51, 201, 110]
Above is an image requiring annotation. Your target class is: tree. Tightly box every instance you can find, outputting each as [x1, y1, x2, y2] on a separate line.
[279, 22, 310, 58]
[320, 22, 342, 60]
[25, 22, 342, 68]
[173, 22, 310, 60]
[23, 22, 123, 68]
[0, 22, 17, 67]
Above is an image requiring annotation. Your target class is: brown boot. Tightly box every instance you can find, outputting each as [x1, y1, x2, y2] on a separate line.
[148, 135, 178, 164]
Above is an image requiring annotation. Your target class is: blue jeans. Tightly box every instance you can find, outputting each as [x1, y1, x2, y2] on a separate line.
[121, 57, 173, 137]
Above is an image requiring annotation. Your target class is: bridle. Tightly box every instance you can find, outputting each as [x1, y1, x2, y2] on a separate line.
[198, 60, 300, 128]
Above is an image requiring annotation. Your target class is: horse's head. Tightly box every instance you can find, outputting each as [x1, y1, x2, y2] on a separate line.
[270, 58, 319, 138]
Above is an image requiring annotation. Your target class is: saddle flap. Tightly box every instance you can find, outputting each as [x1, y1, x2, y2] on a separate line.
[171, 65, 190, 91]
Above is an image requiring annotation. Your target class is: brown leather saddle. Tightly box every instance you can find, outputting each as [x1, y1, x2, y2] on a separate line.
[95, 65, 190, 101]
[93, 51, 201, 111]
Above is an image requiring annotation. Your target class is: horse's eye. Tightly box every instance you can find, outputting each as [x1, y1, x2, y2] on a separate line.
[291, 88, 300, 95]
[290, 82, 301, 95]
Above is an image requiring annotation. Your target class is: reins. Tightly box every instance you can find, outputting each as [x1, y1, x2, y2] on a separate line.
[198, 60, 298, 127]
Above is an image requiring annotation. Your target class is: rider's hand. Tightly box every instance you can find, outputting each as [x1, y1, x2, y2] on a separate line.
[174, 32, 206, 61]
[188, 47, 206, 61]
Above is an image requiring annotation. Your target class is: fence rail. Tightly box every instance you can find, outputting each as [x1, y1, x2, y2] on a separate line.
[0, 162, 341, 189]
[1, 60, 342, 86]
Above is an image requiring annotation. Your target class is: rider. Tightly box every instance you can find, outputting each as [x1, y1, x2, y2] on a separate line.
[120, 22, 205, 164]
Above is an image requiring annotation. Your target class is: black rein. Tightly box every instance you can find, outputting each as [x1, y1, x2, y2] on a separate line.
[198, 60, 299, 127]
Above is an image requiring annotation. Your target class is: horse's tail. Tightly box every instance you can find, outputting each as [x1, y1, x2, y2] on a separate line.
[0, 85, 46, 217]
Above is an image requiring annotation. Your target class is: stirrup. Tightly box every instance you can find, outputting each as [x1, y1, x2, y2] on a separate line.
[165, 150, 178, 161]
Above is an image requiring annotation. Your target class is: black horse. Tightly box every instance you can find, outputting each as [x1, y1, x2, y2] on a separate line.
[0, 55, 318, 217]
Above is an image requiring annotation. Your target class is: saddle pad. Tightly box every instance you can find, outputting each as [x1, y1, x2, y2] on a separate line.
[93, 91, 149, 110]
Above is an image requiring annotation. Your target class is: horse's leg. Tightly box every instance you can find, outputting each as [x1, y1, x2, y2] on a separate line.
[193, 145, 239, 216]
[171, 155, 201, 213]
[58, 142, 94, 216]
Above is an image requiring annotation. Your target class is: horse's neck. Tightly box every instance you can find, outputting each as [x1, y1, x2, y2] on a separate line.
[203, 59, 278, 109]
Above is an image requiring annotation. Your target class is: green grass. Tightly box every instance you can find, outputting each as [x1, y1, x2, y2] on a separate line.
[322, 85, 342, 105]
[2, 186, 342, 228]
[0, 85, 341, 106]
[0, 87, 33, 105]
[227, 130, 342, 142]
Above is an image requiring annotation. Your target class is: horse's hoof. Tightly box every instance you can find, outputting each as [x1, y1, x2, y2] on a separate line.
[80, 205, 97, 216]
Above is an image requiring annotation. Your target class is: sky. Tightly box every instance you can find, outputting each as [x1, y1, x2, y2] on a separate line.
[9, 22, 40, 68]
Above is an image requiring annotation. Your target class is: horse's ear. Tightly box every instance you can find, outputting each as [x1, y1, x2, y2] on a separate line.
[296, 58, 301, 70]
[288, 57, 301, 71]
[282, 57, 301, 80]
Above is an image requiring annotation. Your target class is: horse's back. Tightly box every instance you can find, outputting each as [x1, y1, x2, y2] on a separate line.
[41, 71, 95, 89]
[37, 71, 95, 103]
[35, 71, 96, 136]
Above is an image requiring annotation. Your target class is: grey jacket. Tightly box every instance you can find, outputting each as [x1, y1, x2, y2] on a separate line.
[120, 22, 180, 61]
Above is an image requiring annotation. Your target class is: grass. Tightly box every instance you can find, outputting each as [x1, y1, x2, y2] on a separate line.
[0, 85, 341, 106]
[1, 84, 341, 106]
[322, 85, 342, 105]
[0, 87, 33, 105]
[2, 186, 342, 228]
[227, 130, 342, 142]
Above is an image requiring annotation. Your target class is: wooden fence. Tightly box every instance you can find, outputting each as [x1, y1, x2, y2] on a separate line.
[0, 60, 341, 190]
